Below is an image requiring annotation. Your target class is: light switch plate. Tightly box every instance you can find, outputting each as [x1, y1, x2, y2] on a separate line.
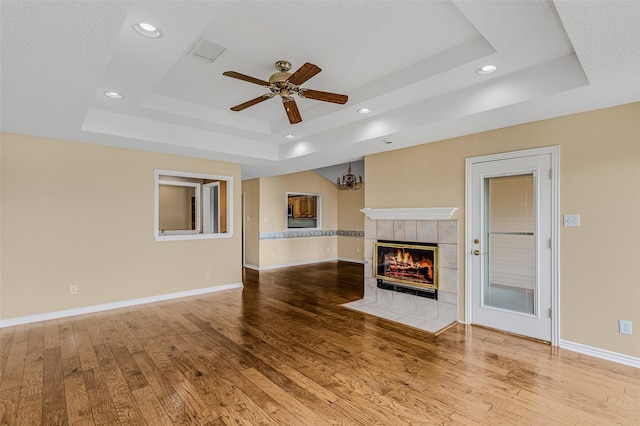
[564, 214, 581, 227]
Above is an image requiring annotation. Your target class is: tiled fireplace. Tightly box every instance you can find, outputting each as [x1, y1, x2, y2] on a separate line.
[343, 208, 458, 334]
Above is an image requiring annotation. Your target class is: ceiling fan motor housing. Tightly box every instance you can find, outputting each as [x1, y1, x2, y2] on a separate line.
[269, 72, 292, 87]
[270, 61, 294, 92]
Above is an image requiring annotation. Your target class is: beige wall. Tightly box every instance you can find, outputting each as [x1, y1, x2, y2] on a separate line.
[259, 237, 338, 266]
[260, 170, 338, 232]
[242, 178, 260, 266]
[159, 184, 193, 230]
[337, 236, 364, 262]
[337, 183, 365, 261]
[365, 102, 640, 358]
[243, 172, 365, 267]
[338, 183, 365, 230]
[257, 170, 338, 267]
[1, 133, 242, 320]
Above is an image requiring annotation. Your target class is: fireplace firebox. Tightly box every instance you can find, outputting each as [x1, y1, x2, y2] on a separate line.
[374, 241, 438, 292]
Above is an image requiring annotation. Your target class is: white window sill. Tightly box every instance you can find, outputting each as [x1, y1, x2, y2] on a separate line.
[155, 233, 233, 242]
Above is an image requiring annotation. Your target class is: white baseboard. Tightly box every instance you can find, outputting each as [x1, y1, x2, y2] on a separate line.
[243, 263, 260, 271]
[337, 257, 365, 264]
[253, 257, 339, 271]
[245, 258, 363, 271]
[560, 339, 640, 369]
[0, 282, 244, 328]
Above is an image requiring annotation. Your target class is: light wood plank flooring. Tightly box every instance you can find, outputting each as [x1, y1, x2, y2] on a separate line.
[1, 261, 639, 425]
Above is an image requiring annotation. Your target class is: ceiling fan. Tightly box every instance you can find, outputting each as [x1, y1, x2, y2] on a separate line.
[223, 60, 348, 124]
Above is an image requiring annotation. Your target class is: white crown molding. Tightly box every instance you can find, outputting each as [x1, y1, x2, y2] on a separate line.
[360, 207, 458, 221]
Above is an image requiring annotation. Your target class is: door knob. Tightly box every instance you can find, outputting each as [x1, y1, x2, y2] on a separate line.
[473, 249, 481, 256]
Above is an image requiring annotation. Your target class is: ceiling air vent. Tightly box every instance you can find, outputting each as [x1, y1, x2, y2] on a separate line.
[186, 38, 226, 64]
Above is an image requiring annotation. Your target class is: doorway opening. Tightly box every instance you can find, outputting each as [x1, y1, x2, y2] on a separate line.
[465, 146, 559, 345]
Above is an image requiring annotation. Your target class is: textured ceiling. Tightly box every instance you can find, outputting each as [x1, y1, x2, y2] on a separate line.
[1, 1, 639, 180]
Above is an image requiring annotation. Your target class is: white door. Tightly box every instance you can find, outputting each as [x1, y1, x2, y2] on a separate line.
[467, 148, 557, 342]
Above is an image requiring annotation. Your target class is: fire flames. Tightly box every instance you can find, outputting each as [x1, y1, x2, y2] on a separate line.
[385, 249, 433, 280]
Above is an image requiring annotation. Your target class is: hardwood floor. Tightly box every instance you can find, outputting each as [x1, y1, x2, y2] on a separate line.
[1, 261, 639, 425]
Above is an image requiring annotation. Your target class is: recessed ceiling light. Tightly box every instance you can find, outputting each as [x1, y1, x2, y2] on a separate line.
[104, 91, 124, 99]
[138, 22, 156, 32]
[134, 22, 162, 39]
[284, 134, 295, 139]
[476, 64, 497, 75]
[357, 108, 372, 114]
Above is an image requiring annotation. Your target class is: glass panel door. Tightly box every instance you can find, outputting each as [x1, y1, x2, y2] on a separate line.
[468, 149, 554, 342]
[483, 174, 536, 315]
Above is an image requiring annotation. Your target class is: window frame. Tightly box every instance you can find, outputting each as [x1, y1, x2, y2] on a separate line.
[285, 192, 322, 231]
[154, 169, 233, 241]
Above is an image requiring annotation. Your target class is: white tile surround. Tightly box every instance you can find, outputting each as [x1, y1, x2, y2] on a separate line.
[343, 218, 458, 334]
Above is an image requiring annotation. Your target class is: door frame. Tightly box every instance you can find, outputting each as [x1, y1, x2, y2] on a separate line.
[464, 146, 560, 346]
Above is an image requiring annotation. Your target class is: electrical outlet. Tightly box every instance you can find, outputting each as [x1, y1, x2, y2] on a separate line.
[619, 320, 632, 335]
[563, 214, 581, 227]
[69, 285, 78, 295]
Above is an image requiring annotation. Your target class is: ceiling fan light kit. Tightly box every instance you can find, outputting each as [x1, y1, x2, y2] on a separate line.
[223, 60, 348, 124]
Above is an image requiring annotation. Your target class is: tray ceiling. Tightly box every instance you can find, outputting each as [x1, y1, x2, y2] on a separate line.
[2, 1, 639, 179]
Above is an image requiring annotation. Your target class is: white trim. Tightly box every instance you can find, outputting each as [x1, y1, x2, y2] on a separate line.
[255, 257, 338, 271]
[155, 232, 233, 241]
[0, 282, 243, 328]
[465, 159, 473, 326]
[337, 257, 365, 264]
[161, 229, 199, 235]
[154, 169, 234, 241]
[560, 339, 640, 369]
[244, 258, 363, 271]
[243, 263, 260, 271]
[465, 146, 560, 346]
[203, 181, 221, 234]
[360, 207, 457, 220]
[551, 146, 561, 347]
[242, 191, 246, 267]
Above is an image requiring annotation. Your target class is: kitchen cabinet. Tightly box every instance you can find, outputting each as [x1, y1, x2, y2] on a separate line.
[289, 195, 317, 218]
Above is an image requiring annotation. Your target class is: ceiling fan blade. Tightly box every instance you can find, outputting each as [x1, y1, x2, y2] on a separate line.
[287, 62, 322, 86]
[282, 97, 302, 124]
[230, 94, 273, 111]
[299, 89, 348, 104]
[223, 71, 270, 87]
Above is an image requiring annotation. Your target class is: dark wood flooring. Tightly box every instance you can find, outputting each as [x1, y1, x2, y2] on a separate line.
[1, 261, 639, 425]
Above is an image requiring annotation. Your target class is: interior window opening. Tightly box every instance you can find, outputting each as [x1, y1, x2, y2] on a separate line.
[286, 193, 321, 230]
[155, 170, 232, 240]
